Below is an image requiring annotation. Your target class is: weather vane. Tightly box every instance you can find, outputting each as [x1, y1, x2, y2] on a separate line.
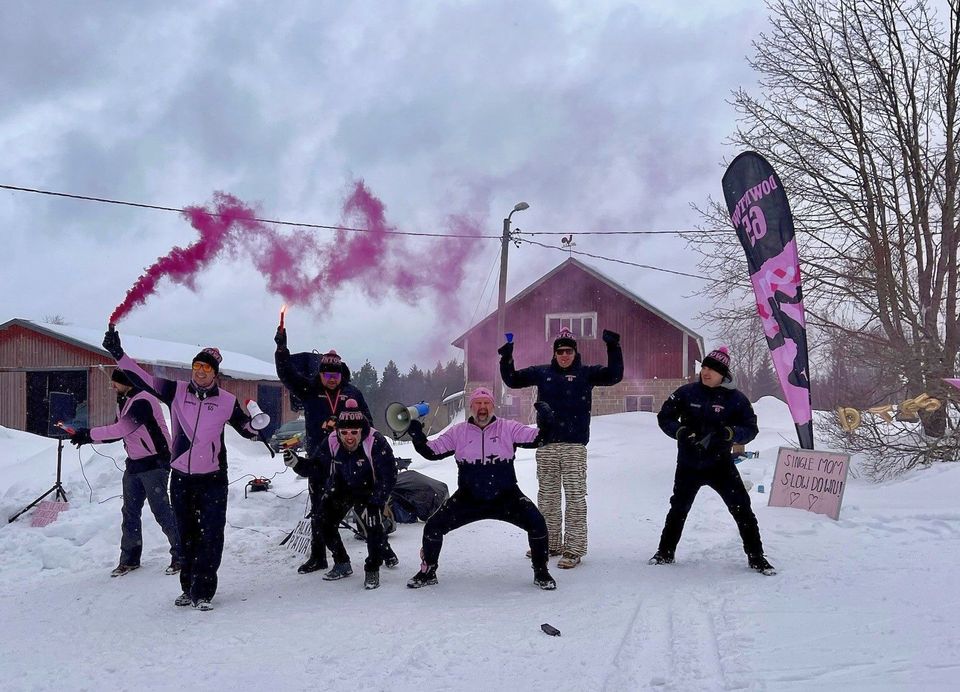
[561, 234, 576, 257]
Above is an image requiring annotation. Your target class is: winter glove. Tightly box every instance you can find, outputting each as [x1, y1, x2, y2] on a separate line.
[497, 341, 514, 359]
[282, 449, 300, 468]
[533, 401, 554, 429]
[69, 428, 93, 447]
[721, 426, 735, 442]
[602, 329, 621, 346]
[102, 329, 124, 360]
[274, 326, 287, 350]
[407, 418, 425, 439]
[363, 504, 383, 529]
[675, 426, 699, 449]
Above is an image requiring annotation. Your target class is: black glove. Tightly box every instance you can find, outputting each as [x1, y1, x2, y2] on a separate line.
[533, 401, 554, 429]
[497, 341, 514, 359]
[676, 426, 698, 447]
[102, 329, 124, 359]
[321, 416, 337, 433]
[407, 418, 425, 438]
[721, 426, 735, 442]
[364, 504, 383, 529]
[602, 329, 620, 346]
[69, 428, 93, 447]
[274, 326, 287, 350]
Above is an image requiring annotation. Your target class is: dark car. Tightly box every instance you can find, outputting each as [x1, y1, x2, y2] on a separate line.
[268, 418, 307, 453]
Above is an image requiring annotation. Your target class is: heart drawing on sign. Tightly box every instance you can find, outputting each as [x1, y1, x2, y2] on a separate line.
[808, 494, 818, 509]
[789, 492, 800, 505]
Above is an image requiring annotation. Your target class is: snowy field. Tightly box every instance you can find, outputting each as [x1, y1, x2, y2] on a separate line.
[1, 396, 958, 691]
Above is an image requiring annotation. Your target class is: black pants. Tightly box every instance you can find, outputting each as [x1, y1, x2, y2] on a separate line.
[421, 486, 549, 569]
[170, 469, 228, 602]
[307, 474, 328, 561]
[658, 462, 763, 557]
[319, 489, 390, 571]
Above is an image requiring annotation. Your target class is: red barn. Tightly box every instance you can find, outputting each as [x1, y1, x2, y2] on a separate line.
[0, 319, 296, 439]
[452, 258, 704, 422]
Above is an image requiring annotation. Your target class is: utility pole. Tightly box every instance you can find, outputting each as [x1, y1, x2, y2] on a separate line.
[494, 201, 529, 406]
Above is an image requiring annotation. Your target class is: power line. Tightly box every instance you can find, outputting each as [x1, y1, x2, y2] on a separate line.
[0, 183, 499, 239]
[519, 237, 711, 280]
[1, 183, 732, 238]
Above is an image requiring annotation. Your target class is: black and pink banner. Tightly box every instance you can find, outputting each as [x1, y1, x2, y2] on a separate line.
[722, 151, 814, 449]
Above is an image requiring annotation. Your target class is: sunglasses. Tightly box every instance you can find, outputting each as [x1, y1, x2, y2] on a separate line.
[320, 371, 342, 377]
[554, 348, 575, 356]
[339, 428, 362, 436]
[192, 362, 215, 373]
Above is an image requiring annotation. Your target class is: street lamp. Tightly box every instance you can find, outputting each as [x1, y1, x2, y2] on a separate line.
[494, 201, 529, 406]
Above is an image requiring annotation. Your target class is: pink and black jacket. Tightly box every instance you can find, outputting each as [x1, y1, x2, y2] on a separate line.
[116, 355, 259, 475]
[410, 417, 541, 501]
[291, 429, 397, 506]
[90, 389, 172, 474]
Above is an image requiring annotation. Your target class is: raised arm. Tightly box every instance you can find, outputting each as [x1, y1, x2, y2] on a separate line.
[274, 327, 317, 396]
[498, 338, 540, 389]
[406, 419, 456, 461]
[588, 329, 624, 386]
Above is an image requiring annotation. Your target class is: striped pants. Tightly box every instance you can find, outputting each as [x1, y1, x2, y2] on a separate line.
[536, 443, 588, 557]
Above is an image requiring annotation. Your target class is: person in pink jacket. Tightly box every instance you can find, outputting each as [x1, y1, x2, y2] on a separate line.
[406, 387, 557, 590]
[102, 327, 259, 611]
[69, 368, 182, 578]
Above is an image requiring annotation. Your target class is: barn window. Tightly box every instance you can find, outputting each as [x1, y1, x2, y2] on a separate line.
[625, 395, 654, 413]
[545, 312, 597, 340]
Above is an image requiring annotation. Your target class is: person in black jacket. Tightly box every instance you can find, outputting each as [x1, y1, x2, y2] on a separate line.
[284, 400, 398, 590]
[499, 327, 623, 569]
[650, 346, 775, 574]
[275, 325, 373, 574]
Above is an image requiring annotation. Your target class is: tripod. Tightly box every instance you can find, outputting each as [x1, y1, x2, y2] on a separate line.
[8, 438, 69, 523]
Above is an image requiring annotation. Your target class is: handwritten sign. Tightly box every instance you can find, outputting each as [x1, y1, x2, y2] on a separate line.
[768, 447, 850, 520]
[30, 500, 69, 527]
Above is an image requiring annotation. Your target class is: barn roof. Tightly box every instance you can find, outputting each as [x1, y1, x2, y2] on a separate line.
[451, 258, 703, 348]
[0, 319, 279, 381]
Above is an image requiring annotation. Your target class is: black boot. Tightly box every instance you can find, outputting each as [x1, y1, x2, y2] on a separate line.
[364, 568, 380, 590]
[533, 566, 557, 590]
[648, 550, 675, 565]
[747, 553, 776, 575]
[298, 551, 328, 574]
[407, 565, 438, 588]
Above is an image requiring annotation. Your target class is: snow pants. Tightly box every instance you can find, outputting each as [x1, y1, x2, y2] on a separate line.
[657, 461, 763, 557]
[170, 469, 228, 602]
[119, 465, 181, 566]
[319, 489, 391, 571]
[535, 443, 588, 557]
[421, 486, 550, 569]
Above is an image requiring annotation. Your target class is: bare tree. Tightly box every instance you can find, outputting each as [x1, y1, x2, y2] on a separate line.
[694, 0, 960, 472]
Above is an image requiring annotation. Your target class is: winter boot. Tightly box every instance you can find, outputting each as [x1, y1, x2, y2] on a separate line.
[322, 562, 354, 581]
[747, 554, 776, 575]
[407, 564, 438, 589]
[165, 560, 181, 575]
[193, 598, 214, 611]
[110, 563, 140, 577]
[364, 569, 380, 590]
[648, 550, 675, 565]
[533, 566, 557, 590]
[383, 545, 400, 568]
[174, 592, 192, 607]
[298, 552, 328, 574]
[557, 553, 581, 569]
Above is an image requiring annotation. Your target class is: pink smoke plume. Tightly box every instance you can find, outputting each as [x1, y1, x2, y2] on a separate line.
[109, 182, 482, 324]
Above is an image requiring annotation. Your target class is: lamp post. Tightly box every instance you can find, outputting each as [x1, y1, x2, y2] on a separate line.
[494, 201, 529, 406]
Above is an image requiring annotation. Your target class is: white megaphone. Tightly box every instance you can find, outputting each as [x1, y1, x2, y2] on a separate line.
[245, 399, 271, 431]
[385, 401, 430, 435]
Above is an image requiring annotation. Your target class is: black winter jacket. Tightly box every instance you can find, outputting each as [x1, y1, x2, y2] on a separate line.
[275, 347, 373, 458]
[500, 344, 623, 444]
[657, 381, 759, 469]
[292, 429, 397, 507]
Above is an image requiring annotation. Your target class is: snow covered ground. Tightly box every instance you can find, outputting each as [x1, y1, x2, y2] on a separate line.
[1, 396, 958, 691]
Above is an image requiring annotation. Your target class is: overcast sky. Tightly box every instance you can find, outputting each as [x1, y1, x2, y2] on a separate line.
[1, 0, 767, 374]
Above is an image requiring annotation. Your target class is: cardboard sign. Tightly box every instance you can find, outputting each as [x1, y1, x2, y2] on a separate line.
[285, 518, 313, 556]
[30, 500, 69, 527]
[768, 447, 850, 520]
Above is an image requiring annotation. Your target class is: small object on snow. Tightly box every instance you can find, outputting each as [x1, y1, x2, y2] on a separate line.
[757, 484, 765, 493]
[244, 477, 271, 498]
[541, 623, 561, 637]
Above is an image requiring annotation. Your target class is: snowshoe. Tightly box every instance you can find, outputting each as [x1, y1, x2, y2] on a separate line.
[407, 565, 438, 589]
[648, 551, 675, 565]
[322, 562, 353, 581]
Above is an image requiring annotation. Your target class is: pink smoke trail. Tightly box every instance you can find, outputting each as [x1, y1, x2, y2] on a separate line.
[109, 181, 483, 324]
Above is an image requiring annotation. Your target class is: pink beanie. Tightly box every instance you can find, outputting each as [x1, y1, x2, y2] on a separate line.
[469, 387, 494, 406]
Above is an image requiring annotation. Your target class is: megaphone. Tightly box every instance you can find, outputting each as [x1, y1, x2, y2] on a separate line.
[245, 399, 271, 431]
[385, 401, 430, 435]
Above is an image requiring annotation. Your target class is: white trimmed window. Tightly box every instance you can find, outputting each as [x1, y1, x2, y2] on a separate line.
[625, 395, 654, 413]
[545, 312, 597, 341]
